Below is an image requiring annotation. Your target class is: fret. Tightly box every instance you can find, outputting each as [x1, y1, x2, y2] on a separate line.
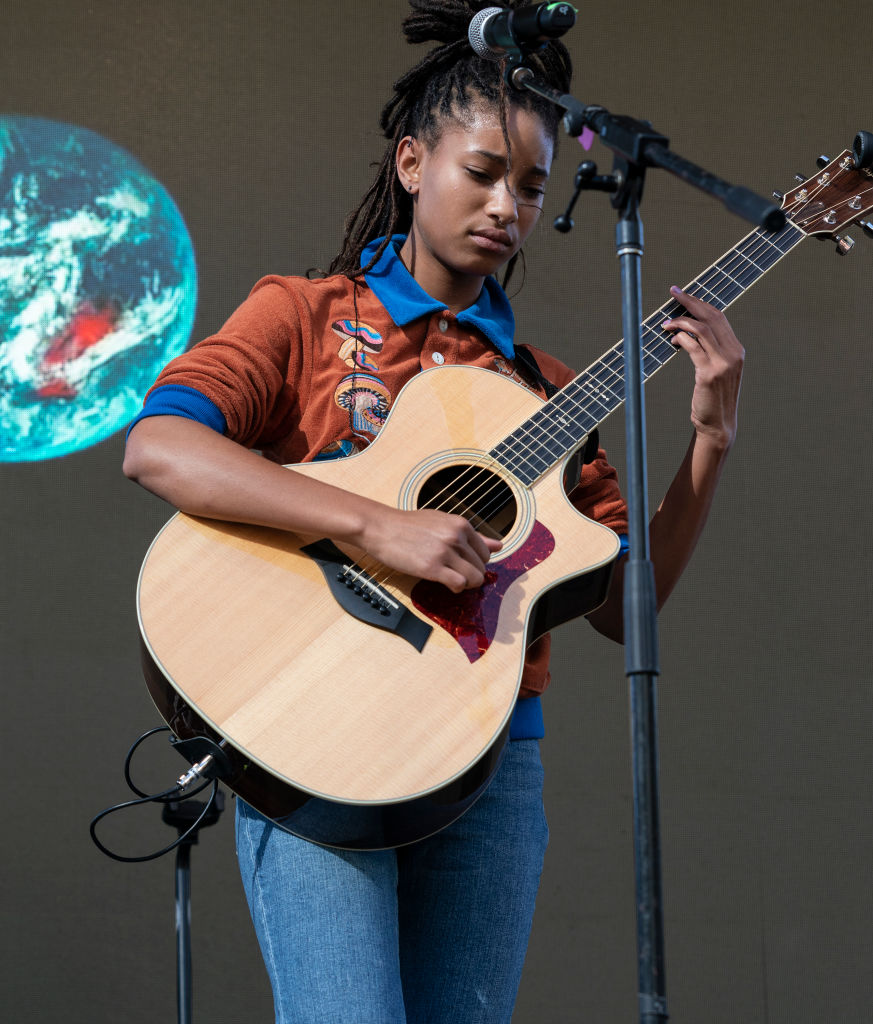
[691, 267, 744, 308]
[490, 220, 807, 481]
[565, 378, 614, 419]
[517, 418, 576, 459]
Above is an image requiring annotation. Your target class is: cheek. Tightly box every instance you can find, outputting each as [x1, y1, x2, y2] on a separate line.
[420, 178, 470, 225]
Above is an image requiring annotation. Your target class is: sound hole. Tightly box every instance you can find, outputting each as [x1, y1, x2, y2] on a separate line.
[416, 464, 517, 541]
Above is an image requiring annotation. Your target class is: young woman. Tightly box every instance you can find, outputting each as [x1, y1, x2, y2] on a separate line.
[124, 2, 744, 1021]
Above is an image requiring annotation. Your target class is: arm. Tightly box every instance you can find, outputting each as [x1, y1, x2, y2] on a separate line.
[123, 414, 501, 594]
[586, 286, 744, 641]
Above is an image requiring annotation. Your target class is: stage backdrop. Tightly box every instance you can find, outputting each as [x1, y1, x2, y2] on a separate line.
[2, 2, 870, 1021]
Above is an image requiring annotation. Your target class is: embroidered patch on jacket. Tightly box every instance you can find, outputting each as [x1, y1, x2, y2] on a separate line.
[334, 372, 391, 435]
[313, 438, 361, 461]
[331, 318, 383, 371]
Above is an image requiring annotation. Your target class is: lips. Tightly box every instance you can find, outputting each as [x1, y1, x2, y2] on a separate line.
[470, 227, 513, 252]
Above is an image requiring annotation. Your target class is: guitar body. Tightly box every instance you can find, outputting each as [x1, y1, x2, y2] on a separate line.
[138, 366, 620, 849]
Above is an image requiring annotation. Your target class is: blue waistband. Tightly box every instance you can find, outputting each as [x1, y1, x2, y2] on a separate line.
[509, 696, 544, 740]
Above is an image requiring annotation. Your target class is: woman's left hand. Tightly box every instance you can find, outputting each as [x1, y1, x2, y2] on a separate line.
[662, 285, 745, 449]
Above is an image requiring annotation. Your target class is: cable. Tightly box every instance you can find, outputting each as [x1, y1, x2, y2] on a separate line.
[90, 781, 221, 863]
[89, 726, 224, 863]
[121, 726, 215, 802]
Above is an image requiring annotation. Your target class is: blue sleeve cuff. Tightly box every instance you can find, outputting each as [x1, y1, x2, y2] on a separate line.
[126, 385, 227, 439]
[618, 533, 630, 558]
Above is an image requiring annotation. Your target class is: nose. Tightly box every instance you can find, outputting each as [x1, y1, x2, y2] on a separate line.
[486, 178, 518, 225]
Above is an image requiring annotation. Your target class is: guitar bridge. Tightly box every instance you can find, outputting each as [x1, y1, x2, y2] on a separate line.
[301, 539, 433, 652]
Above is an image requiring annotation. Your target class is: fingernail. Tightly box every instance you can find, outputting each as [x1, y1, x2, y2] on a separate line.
[670, 285, 682, 295]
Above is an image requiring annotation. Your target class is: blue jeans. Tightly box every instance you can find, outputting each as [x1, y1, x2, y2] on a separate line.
[235, 739, 549, 1023]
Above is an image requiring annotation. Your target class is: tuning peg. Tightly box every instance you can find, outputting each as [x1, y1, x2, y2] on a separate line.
[859, 220, 873, 239]
[835, 235, 856, 255]
[815, 155, 831, 169]
[794, 173, 807, 182]
[773, 190, 784, 201]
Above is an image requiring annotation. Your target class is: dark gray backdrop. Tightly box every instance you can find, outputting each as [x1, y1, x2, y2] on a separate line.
[2, 2, 870, 1021]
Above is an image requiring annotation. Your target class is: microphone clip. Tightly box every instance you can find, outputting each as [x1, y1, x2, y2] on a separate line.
[554, 161, 620, 233]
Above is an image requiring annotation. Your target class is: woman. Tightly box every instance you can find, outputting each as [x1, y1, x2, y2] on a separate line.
[123, 2, 743, 1020]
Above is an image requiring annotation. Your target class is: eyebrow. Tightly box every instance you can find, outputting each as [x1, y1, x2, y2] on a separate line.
[471, 149, 550, 178]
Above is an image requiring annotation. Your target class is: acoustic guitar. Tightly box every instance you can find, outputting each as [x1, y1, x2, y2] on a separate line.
[137, 141, 873, 850]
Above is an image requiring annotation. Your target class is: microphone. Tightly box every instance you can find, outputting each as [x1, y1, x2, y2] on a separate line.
[468, 3, 577, 60]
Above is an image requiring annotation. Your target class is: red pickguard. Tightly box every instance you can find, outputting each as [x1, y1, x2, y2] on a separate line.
[411, 520, 555, 663]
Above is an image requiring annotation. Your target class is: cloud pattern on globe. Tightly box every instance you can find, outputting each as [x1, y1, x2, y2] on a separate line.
[0, 116, 197, 462]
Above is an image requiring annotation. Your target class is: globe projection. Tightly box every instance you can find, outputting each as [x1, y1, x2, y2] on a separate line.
[0, 116, 197, 462]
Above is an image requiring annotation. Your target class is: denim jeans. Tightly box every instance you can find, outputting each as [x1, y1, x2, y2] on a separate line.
[235, 739, 549, 1024]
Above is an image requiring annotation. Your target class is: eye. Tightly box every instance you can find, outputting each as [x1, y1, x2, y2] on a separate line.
[466, 167, 492, 182]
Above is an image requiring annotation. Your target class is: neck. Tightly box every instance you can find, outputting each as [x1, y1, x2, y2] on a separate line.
[399, 233, 485, 314]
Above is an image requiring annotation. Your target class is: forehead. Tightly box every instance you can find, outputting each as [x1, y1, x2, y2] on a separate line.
[431, 103, 554, 173]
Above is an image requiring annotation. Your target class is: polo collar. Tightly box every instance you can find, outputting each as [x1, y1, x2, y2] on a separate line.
[361, 235, 516, 359]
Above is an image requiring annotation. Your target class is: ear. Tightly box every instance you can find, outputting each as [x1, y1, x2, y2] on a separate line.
[395, 135, 422, 195]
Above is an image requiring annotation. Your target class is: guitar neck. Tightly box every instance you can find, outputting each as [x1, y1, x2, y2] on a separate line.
[491, 219, 807, 484]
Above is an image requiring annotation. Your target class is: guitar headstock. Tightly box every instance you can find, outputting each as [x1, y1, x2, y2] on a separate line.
[780, 131, 873, 248]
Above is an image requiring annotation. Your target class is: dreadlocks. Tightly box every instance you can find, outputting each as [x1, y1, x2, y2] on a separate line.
[327, 0, 572, 286]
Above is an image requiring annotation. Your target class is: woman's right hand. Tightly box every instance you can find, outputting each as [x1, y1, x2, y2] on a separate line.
[357, 507, 502, 594]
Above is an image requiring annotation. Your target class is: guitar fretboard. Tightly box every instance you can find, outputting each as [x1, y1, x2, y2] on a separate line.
[490, 219, 806, 484]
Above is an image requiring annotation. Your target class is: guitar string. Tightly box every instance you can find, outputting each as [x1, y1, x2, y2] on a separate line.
[421, 214, 802, 523]
[366, 174, 844, 548]
[352, 218, 798, 600]
[360, 197, 818, 595]
[354, 166, 869, 600]
[355, 212, 807, 599]
[421, 217, 795, 520]
[452, 165, 872, 526]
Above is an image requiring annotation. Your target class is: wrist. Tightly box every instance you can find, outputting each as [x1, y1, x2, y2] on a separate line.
[693, 425, 735, 456]
[341, 494, 391, 551]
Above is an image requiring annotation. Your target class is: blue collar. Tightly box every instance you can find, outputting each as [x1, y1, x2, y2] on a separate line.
[361, 235, 516, 359]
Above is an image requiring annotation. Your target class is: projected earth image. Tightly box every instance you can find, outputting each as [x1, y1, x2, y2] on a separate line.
[0, 116, 197, 462]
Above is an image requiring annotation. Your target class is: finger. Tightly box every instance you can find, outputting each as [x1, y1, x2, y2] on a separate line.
[661, 316, 707, 351]
[440, 566, 473, 594]
[664, 310, 742, 362]
[662, 316, 704, 340]
[467, 528, 502, 563]
[444, 549, 487, 592]
[668, 285, 717, 318]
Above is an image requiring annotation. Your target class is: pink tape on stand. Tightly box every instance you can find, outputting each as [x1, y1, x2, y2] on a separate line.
[577, 126, 595, 150]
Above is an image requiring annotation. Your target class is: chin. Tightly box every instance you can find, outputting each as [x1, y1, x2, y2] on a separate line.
[461, 247, 515, 278]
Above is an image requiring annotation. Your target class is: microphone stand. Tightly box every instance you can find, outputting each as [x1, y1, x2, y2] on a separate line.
[504, 59, 784, 1024]
[161, 789, 225, 1024]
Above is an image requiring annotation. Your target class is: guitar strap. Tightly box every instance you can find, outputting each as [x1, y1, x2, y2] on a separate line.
[514, 344, 600, 466]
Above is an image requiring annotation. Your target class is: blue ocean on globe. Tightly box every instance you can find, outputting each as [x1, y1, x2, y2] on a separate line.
[0, 115, 197, 462]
